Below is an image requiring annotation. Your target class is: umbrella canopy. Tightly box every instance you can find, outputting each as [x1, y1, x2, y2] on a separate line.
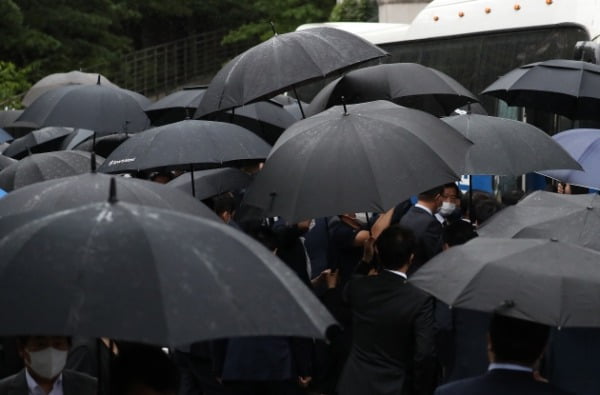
[98, 120, 271, 174]
[197, 27, 388, 117]
[307, 63, 478, 117]
[145, 87, 206, 125]
[482, 59, 600, 120]
[0, 151, 103, 191]
[0, 128, 12, 144]
[167, 167, 252, 200]
[517, 189, 600, 209]
[208, 100, 298, 145]
[441, 114, 582, 175]
[0, 173, 219, 220]
[74, 133, 130, 158]
[0, 200, 336, 345]
[22, 71, 118, 107]
[410, 237, 600, 327]
[243, 100, 472, 222]
[0, 155, 17, 171]
[16, 83, 150, 135]
[2, 127, 74, 159]
[270, 94, 307, 120]
[60, 128, 96, 151]
[538, 129, 600, 189]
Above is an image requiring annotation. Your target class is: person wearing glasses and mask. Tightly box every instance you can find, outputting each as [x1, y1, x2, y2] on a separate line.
[0, 335, 97, 395]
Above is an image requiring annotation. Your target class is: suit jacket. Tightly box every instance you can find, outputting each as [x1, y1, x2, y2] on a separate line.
[337, 270, 437, 395]
[399, 206, 444, 273]
[434, 369, 573, 395]
[0, 368, 97, 395]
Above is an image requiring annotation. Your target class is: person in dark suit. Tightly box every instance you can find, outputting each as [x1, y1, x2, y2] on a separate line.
[399, 187, 444, 274]
[0, 335, 97, 395]
[337, 225, 437, 395]
[434, 314, 573, 395]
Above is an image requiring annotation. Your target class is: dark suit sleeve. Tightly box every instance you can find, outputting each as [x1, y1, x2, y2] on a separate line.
[413, 296, 438, 395]
[421, 220, 444, 262]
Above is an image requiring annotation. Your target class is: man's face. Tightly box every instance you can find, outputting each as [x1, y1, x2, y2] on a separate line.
[441, 187, 460, 208]
[20, 336, 70, 380]
[22, 336, 69, 359]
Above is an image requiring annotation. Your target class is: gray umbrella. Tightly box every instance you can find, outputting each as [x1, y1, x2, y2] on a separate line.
[197, 27, 388, 118]
[441, 114, 582, 175]
[61, 128, 96, 150]
[16, 82, 150, 135]
[243, 100, 472, 222]
[2, 126, 74, 159]
[167, 167, 252, 200]
[307, 63, 479, 117]
[0, 173, 219, 220]
[145, 87, 206, 125]
[0, 155, 17, 171]
[0, 151, 103, 191]
[410, 237, 600, 327]
[0, 199, 336, 346]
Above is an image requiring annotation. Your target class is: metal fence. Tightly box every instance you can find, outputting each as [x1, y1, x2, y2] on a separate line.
[114, 30, 250, 98]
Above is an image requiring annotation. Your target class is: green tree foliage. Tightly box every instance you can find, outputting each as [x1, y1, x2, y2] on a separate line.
[222, 0, 336, 45]
[0, 61, 31, 109]
[329, 0, 378, 22]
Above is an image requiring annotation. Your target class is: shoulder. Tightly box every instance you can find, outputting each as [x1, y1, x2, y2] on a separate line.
[0, 369, 26, 390]
[62, 369, 97, 392]
[434, 376, 487, 395]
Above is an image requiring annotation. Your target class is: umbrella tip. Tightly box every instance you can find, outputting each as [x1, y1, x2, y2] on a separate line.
[91, 152, 97, 173]
[109, 177, 118, 204]
[97, 75, 101, 85]
[341, 96, 348, 116]
[270, 21, 277, 35]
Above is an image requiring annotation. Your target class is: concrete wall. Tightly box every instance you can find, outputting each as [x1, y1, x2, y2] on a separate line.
[377, 0, 431, 23]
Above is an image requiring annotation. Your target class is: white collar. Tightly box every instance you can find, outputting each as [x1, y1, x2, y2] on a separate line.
[385, 269, 407, 279]
[488, 362, 533, 373]
[414, 203, 433, 216]
[25, 368, 63, 395]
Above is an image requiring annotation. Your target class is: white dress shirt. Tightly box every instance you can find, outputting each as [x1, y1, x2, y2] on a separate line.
[385, 269, 408, 280]
[488, 362, 533, 373]
[414, 203, 433, 216]
[26, 369, 64, 395]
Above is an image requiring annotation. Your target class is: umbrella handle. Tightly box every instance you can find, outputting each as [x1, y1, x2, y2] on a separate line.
[292, 87, 306, 119]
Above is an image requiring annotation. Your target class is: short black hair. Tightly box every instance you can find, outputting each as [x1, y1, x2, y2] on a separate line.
[475, 199, 502, 224]
[212, 192, 236, 216]
[442, 182, 460, 197]
[418, 186, 443, 201]
[375, 225, 415, 270]
[112, 344, 179, 395]
[443, 220, 478, 246]
[489, 314, 549, 366]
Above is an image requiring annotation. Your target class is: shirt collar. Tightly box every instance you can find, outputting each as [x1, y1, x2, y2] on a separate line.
[414, 203, 433, 216]
[25, 368, 63, 395]
[488, 362, 533, 373]
[385, 269, 407, 280]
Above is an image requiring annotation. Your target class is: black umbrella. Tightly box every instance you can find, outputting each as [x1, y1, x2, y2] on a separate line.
[207, 100, 298, 145]
[0, 155, 17, 171]
[167, 167, 252, 200]
[98, 120, 271, 175]
[16, 81, 150, 134]
[270, 94, 307, 120]
[0, 199, 336, 346]
[197, 27, 387, 118]
[0, 173, 219, 220]
[518, 189, 600, 209]
[441, 114, 582, 175]
[145, 87, 206, 125]
[243, 100, 472, 222]
[0, 151, 103, 191]
[307, 63, 478, 117]
[410, 237, 600, 327]
[482, 59, 600, 120]
[2, 127, 74, 159]
[74, 133, 130, 158]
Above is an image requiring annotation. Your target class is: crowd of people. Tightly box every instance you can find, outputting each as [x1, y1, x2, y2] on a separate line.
[0, 176, 597, 395]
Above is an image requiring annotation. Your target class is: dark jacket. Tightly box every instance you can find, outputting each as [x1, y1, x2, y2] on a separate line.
[337, 270, 437, 395]
[0, 368, 97, 395]
[399, 206, 443, 273]
[434, 369, 573, 395]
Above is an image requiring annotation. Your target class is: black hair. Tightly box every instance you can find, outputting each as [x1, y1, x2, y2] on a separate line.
[443, 220, 478, 246]
[442, 182, 460, 197]
[418, 186, 443, 201]
[489, 314, 549, 366]
[375, 225, 416, 270]
[212, 192, 236, 216]
[474, 199, 503, 224]
[501, 189, 525, 206]
[112, 344, 179, 395]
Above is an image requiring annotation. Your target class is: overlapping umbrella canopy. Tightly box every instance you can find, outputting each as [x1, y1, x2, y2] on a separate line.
[2, 127, 74, 159]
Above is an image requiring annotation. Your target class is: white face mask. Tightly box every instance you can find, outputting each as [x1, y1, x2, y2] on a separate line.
[26, 347, 68, 379]
[438, 201, 456, 216]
